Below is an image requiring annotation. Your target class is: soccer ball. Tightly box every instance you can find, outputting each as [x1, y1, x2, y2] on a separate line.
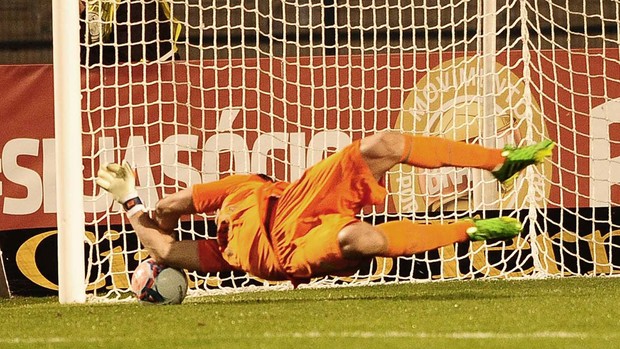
[130, 258, 188, 305]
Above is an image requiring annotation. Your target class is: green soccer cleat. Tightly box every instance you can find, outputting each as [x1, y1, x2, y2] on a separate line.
[492, 139, 555, 184]
[465, 217, 522, 241]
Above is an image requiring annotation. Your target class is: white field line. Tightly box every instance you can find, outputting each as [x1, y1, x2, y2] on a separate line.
[0, 337, 102, 344]
[0, 331, 612, 344]
[262, 331, 592, 339]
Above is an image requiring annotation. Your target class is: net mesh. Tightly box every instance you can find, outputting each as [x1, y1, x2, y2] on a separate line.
[78, 0, 620, 300]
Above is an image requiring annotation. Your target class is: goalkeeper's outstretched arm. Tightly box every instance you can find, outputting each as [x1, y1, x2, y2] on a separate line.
[96, 162, 202, 271]
[127, 210, 203, 271]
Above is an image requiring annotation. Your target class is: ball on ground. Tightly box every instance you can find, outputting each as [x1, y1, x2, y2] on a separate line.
[130, 258, 188, 305]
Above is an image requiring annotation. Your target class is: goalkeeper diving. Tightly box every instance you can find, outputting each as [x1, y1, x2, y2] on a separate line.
[96, 132, 554, 286]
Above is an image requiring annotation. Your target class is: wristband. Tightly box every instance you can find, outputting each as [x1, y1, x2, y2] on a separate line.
[123, 197, 145, 218]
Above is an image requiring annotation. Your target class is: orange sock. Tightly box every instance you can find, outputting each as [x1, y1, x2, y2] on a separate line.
[400, 135, 505, 171]
[377, 219, 473, 257]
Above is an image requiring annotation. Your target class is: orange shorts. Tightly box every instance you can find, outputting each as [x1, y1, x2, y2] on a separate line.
[269, 140, 387, 280]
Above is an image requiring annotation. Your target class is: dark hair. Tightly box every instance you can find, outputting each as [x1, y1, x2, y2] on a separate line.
[256, 174, 275, 182]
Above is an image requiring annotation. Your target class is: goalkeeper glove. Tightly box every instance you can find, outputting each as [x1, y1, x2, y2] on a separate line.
[96, 160, 145, 217]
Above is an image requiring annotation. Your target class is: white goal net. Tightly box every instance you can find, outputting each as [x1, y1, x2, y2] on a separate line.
[68, 0, 620, 301]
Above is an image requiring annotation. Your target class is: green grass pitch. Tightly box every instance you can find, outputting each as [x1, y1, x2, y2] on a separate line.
[1, 277, 619, 349]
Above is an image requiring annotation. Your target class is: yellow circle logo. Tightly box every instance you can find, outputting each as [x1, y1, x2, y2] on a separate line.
[389, 57, 551, 213]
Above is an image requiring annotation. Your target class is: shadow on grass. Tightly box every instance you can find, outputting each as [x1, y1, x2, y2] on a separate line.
[187, 288, 538, 306]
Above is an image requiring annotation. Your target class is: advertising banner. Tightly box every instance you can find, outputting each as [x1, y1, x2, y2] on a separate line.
[0, 49, 619, 294]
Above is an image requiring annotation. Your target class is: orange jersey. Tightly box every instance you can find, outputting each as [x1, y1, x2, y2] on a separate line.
[192, 174, 289, 280]
[192, 141, 387, 284]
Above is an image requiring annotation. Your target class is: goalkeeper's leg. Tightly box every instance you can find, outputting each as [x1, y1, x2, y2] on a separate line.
[359, 131, 553, 184]
[338, 217, 522, 259]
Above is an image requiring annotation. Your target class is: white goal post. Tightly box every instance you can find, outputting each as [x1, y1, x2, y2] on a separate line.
[52, 0, 86, 304]
[52, 0, 620, 303]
